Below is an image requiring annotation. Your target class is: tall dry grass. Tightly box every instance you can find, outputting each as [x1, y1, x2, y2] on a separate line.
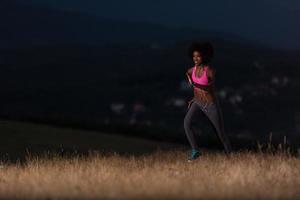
[0, 147, 300, 200]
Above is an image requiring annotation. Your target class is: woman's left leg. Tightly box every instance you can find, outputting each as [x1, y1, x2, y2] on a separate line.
[194, 100, 233, 154]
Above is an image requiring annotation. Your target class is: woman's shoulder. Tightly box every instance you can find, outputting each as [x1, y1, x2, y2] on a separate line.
[186, 66, 195, 74]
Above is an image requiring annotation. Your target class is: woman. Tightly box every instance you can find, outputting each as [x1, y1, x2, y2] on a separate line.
[184, 42, 233, 161]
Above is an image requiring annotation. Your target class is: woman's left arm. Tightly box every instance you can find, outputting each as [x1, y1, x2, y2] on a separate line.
[207, 67, 216, 85]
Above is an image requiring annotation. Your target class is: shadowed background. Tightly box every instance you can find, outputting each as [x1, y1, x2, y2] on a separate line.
[0, 0, 300, 160]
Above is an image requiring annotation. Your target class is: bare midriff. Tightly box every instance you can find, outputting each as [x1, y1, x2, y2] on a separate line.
[193, 83, 216, 104]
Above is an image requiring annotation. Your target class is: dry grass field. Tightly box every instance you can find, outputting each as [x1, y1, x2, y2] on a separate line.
[0, 149, 300, 200]
[0, 120, 299, 200]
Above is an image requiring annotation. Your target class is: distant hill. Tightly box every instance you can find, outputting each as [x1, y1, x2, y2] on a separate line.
[14, 0, 300, 50]
[0, 0, 270, 49]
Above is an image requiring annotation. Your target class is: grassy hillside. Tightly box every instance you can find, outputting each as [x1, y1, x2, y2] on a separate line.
[0, 120, 183, 162]
[0, 149, 299, 199]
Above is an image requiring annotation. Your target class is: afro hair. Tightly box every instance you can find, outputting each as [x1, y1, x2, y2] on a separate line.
[188, 42, 214, 64]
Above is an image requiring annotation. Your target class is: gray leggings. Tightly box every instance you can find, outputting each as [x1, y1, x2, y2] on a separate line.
[183, 99, 233, 154]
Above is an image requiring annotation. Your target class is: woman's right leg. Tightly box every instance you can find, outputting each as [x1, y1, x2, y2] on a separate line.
[184, 101, 201, 150]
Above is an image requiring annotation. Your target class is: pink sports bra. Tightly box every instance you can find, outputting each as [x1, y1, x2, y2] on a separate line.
[192, 65, 209, 86]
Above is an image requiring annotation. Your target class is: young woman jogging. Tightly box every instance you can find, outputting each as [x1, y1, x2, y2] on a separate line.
[184, 42, 233, 161]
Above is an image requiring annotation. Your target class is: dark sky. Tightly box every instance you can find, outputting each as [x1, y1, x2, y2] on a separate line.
[19, 0, 300, 50]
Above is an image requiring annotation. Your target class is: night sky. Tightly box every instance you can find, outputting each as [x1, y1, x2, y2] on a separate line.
[17, 0, 300, 50]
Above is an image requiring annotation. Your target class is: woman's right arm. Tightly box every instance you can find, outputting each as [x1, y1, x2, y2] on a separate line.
[185, 67, 194, 108]
[185, 67, 193, 85]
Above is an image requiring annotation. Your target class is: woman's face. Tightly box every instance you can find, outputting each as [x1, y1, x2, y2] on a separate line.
[193, 51, 202, 66]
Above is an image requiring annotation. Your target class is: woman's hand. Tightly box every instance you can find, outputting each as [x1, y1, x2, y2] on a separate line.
[185, 68, 194, 86]
[185, 73, 193, 85]
[187, 98, 194, 109]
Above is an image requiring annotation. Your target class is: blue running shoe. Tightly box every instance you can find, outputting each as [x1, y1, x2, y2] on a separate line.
[187, 149, 201, 162]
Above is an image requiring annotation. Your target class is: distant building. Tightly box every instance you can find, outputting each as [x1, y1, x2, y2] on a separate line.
[217, 89, 227, 99]
[271, 75, 289, 87]
[129, 101, 146, 125]
[173, 98, 185, 107]
[165, 97, 186, 107]
[271, 76, 280, 85]
[228, 94, 243, 105]
[110, 103, 125, 115]
[282, 76, 289, 86]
